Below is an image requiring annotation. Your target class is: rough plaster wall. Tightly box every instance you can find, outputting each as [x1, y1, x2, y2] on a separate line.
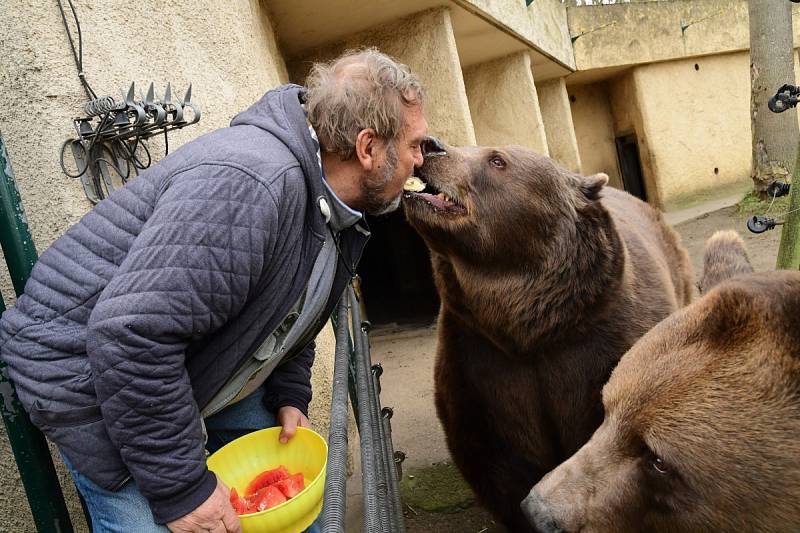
[568, 83, 623, 188]
[287, 8, 476, 147]
[630, 53, 752, 209]
[567, 0, 800, 71]
[0, 2, 305, 530]
[607, 71, 661, 208]
[457, 0, 575, 68]
[537, 77, 582, 172]
[463, 52, 548, 153]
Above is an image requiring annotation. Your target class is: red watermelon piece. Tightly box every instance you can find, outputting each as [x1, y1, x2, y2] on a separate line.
[252, 485, 287, 511]
[245, 465, 290, 496]
[273, 473, 305, 499]
[229, 487, 249, 515]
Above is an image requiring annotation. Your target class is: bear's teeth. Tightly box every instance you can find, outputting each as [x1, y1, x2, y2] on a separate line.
[436, 193, 445, 200]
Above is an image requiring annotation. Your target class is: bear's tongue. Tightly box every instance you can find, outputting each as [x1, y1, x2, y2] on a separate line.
[417, 192, 464, 213]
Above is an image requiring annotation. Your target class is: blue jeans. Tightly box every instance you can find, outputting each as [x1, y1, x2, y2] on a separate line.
[62, 386, 320, 533]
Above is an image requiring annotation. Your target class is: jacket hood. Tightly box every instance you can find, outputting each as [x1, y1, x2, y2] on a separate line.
[230, 84, 322, 196]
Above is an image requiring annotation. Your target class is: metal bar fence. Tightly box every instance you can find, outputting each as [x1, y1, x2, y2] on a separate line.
[0, 132, 75, 532]
[321, 283, 405, 532]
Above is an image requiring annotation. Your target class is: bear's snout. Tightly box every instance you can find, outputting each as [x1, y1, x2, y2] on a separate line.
[521, 490, 565, 533]
[420, 136, 447, 158]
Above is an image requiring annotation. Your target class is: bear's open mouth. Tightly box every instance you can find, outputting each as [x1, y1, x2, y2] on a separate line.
[403, 178, 466, 215]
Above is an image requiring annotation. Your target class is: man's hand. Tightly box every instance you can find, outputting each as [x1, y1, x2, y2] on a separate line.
[167, 475, 241, 533]
[278, 406, 310, 444]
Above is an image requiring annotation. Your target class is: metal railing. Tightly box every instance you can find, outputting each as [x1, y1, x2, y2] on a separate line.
[0, 132, 75, 531]
[321, 282, 406, 533]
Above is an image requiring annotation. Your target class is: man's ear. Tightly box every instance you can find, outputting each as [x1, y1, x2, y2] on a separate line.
[581, 173, 609, 200]
[355, 128, 378, 171]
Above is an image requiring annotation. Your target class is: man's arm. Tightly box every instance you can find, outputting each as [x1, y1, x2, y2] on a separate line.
[87, 164, 278, 524]
[263, 340, 315, 417]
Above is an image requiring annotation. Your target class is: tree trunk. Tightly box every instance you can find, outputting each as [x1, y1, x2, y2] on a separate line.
[748, 0, 798, 199]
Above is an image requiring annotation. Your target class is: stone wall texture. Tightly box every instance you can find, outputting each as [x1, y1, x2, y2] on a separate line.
[464, 52, 548, 153]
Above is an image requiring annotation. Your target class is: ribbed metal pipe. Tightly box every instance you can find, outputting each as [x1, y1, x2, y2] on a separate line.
[320, 296, 353, 532]
[366, 352, 391, 531]
[349, 287, 381, 533]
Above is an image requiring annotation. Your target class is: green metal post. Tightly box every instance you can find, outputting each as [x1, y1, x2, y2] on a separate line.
[0, 132, 74, 532]
[776, 145, 800, 269]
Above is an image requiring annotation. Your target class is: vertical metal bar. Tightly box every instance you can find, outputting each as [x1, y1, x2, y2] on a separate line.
[381, 407, 406, 533]
[0, 135, 37, 294]
[320, 296, 352, 532]
[777, 144, 800, 269]
[363, 333, 391, 531]
[349, 286, 381, 533]
[0, 132, 74, 532]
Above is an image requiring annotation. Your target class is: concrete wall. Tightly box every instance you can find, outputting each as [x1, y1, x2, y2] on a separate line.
[625, 52, 753, 209]
[463, 52, 548, 153]
[571, 52, 756, 209]
[567, 0, 800, 72]
[537, 77, 582, 172]
[458, 0, 575, 69]
[568, 83, 623, 188]
[606, 70, 661, 206]
[288, 8, 477, 147]
[0, 2, 343, 531]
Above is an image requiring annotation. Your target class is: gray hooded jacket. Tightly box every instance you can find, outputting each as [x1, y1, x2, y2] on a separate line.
[0, 85, 368, 523]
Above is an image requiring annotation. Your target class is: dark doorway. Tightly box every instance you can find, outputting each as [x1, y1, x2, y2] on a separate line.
[356, 210, 439, 327]
[615, 134, 647, 201]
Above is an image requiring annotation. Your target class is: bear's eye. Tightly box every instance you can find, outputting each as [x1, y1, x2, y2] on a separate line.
[648, 454, 669, 475]
[489, 155, 506, 169]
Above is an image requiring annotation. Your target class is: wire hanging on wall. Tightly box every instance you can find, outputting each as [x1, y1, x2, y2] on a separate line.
[56, 0, 201, 204]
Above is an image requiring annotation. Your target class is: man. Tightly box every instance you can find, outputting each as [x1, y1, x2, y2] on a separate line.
[0, 48, 430, 532]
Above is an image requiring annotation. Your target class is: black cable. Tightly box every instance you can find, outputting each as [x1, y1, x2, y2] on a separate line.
[59, 139, 88, 178]
[130, 138, 152, 169]
[56, 0, 96, 99]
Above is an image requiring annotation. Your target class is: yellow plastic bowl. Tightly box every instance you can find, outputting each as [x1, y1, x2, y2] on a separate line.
[207, 427, 328, 533]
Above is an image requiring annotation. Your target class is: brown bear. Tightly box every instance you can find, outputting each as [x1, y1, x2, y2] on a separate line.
[403, 144, 693, 532]
[522, 231, 800, 532]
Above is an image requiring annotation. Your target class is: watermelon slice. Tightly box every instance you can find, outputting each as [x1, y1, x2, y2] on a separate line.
[252, 485, 287, 511]
[273, 473, 305, 499]
[245, 465, 290, 496]
[229, 487, 249, 515]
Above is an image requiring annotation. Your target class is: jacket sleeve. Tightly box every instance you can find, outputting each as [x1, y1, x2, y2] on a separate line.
[263, 340, 315, 416]
[86, 164, 279, 524]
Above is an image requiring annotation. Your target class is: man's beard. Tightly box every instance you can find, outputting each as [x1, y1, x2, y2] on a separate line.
[362, 143, 402, 216]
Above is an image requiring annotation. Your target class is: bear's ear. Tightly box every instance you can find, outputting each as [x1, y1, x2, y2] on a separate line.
[580, 173, 609, 200]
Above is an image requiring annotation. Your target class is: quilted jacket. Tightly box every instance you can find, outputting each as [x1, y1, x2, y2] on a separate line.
[0, 84, 368, 523]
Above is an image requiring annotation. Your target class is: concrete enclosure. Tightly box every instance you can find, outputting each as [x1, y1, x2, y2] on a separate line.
[2, 0, 800, 530]
[464, 52, 548, 153]
[537, 77, 582, 173]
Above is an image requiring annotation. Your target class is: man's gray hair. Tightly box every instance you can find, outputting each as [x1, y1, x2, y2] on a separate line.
[305, 48, 425, 160]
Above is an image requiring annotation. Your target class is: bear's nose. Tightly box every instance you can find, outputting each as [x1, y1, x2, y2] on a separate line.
[421, 136, 447, 158]
[521, 490, 565, 533]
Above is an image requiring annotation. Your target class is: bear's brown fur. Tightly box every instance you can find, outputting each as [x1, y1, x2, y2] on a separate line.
[403, 145, 692, 531]
[523, 230, 800, 532]
[698, 229, 754, 294]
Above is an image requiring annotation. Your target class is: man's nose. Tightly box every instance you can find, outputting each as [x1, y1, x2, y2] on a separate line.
[521, 490, 565, 533]
[421, 136, 447, 158]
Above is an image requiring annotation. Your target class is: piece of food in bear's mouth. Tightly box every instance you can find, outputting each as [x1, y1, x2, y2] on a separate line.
[404, 176, 426, 192]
